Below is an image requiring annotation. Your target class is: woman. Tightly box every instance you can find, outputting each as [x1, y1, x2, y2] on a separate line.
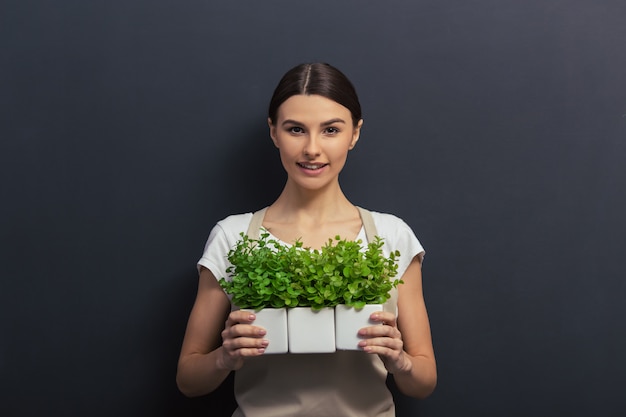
[177, 62, 436, 416]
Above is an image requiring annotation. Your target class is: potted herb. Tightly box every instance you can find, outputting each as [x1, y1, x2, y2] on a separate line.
[219, 232, 402, 353]
[219, 232, 298, 354]
[325, 236, 402, 350]
[283, 244, 336, 353]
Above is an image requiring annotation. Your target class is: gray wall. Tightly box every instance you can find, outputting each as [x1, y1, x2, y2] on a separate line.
[2, 1, 625, 416]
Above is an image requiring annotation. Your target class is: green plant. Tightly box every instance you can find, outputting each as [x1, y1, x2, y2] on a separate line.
[219, 231, 402, 310]
[219, 232, 303, 309]
[312, 235, 402, 309]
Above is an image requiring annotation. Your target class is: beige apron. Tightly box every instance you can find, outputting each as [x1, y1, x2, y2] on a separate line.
[231, 207, 397, 417]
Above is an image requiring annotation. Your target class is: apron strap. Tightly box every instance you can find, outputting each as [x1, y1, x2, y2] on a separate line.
[246, 207, 267, 239]
[356, 206, 377, 243]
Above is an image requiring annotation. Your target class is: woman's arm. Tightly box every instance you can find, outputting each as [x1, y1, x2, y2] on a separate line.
[176, 267, 269, 397]
[358, 256, 437, 399]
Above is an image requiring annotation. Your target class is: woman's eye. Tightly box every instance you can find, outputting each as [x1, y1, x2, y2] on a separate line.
[288, 126, 304, 134]
[324, 127, 339, 134]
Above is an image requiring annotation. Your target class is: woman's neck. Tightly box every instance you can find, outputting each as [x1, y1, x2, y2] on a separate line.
[262, 181, 362, 249]
[270, 181, 354, 223]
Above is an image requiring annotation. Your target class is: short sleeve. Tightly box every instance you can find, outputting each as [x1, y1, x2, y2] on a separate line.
[197, 213, 253, 281]
[370, 212, 425, 280]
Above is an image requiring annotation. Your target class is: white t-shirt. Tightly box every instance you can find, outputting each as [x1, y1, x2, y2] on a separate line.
[197, 209, 425, 417]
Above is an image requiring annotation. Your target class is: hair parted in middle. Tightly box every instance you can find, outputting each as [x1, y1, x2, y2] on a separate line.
[268, 63, 362, 127]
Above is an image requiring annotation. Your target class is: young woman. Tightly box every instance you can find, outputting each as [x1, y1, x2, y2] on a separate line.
[176, 62, 437, 416]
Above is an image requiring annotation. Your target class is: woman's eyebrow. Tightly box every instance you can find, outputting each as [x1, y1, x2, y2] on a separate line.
[281, 118, 346, 127]
[281, 119, 303, 126]
[320, 118, 346, 126]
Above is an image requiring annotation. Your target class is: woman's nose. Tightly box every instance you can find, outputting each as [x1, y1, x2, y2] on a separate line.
[303, 135, 321, 157]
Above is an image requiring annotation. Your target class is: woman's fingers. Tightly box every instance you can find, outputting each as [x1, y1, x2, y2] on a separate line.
[219, 311, 269, 370]
[357, 311, 411, 373]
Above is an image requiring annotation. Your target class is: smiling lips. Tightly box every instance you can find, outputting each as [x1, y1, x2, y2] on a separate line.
[297, 162, 328, 171]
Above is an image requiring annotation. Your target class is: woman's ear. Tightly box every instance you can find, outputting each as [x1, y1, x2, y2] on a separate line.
[268, 118, 279, 148]
[349, 119, 364, 150]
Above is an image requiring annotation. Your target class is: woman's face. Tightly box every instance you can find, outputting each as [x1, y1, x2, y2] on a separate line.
[269, 94, 363, 192]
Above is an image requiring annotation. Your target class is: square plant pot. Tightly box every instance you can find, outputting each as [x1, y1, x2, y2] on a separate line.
[335, 304, 383, 350]
[243, 308, 288, 354]
[287, 307, 336, 353]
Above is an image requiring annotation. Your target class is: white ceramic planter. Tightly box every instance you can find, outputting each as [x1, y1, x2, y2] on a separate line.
[287, 307, 336, 353]
[244, 308, 288, 354]
[335, 304, 383, 350]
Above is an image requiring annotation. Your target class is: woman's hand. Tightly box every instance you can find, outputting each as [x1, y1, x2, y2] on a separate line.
[357, 311, 413, 375]
[217, 310, 269, 371]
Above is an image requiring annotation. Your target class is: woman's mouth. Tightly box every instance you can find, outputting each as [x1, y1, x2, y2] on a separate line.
[297, 162, 328, 171]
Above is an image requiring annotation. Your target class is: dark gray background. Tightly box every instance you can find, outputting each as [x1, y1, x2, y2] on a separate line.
[2, 1, 625, 416]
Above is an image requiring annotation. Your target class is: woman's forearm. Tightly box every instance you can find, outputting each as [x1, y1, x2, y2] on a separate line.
[176, 347, 231, 397]
[391, 352, 437, 399]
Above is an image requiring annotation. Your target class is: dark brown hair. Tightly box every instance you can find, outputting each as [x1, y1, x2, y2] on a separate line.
[268, 63, 362, 126]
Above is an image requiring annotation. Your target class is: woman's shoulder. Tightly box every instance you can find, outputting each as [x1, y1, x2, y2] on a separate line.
[365, 209, 413, 232]
[212, 211, 255, 240]
[216, 212, 254, 229]
[364, 208, 425, 264]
